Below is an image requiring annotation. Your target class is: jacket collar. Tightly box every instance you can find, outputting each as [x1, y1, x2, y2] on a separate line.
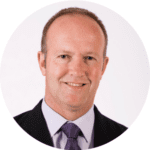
[94, 105, 109, 147]
[27, 99, 54, 146]
[28, 100, 119, 148]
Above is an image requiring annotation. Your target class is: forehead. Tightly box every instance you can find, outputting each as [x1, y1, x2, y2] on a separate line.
[46, 14, 105, 52]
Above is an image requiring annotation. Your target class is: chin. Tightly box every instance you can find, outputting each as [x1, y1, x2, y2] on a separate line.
[66, 103, 83, 112]
[60, 93, 88, 108]
[63, 96, 82, 106]
[66, 100, 82, 107]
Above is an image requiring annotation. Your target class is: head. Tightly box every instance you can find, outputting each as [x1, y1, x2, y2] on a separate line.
[41, 7, 108, 62]
[38, 7, 109, 115]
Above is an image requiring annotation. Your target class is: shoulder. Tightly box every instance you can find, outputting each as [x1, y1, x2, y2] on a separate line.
[94, 105, 127, 147]
[94, 105, 127, 131]
[13, 99, 53, 146]
[14, 110, 31, 124]
[13, 100, 44, 133]
[93, 105, 127, 147]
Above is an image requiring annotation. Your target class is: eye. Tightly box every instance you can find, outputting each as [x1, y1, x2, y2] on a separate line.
[85, 56, 94, 60]
[60, 55, 68, 59]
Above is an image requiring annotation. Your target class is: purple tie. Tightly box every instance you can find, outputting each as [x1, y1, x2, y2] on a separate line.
[61, 123, 81, 150]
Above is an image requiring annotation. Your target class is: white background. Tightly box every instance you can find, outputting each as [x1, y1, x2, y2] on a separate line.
[0, 0, 149, 127]
[0, 0, 150, 150]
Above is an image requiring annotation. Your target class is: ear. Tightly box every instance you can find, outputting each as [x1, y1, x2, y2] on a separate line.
[37, 51, 46, 76]
[101, 56, 109, 75]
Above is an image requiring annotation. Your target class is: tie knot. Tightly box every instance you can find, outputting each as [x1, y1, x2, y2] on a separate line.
[61, 123, 81, 139]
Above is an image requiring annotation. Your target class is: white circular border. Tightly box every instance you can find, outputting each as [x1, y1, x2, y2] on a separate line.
[0, 0, 150, 150]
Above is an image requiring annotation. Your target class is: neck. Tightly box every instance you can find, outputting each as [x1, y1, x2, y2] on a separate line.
[45, 96, 93, 121]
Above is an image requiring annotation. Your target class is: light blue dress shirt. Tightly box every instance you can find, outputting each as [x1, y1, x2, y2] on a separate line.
[41, 98, 95, 149]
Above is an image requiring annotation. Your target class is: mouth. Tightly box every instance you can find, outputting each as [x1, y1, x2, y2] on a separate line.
[65, 82, 86, 87]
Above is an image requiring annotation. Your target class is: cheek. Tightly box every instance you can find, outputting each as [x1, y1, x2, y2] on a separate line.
[47, 61, 68, 80]
[89, 66, 102, 82]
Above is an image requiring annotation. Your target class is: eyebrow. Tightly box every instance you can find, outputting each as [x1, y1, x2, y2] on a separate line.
[58, 50, 74, 54]
[57, 50, 99, 56]
[84, 51, 98, 56]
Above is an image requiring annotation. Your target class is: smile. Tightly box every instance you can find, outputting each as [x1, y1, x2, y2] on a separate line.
[65, 82, 86, 87]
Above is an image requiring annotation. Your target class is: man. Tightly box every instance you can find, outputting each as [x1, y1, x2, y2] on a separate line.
[14, 7, 127, 149]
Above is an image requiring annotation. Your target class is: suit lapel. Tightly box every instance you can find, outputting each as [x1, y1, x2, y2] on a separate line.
[33, 102, 107, 147]
[93, 105, 110, 147]
[16, 101, 126, 148]
[26, 100, 54, 147]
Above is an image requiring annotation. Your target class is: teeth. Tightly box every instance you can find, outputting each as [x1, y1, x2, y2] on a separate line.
[66, 82, 83, 87]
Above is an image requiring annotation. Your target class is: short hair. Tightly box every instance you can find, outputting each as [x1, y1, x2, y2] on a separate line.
[41, 7, 108, 60]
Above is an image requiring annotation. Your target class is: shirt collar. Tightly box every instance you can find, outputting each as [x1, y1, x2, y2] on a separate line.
[42, 98, 67, 136]
[69, 105, 94, 143]
[42, 98, 95, 143]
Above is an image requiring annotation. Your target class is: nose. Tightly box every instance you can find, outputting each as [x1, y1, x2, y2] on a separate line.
[69, 57, 87, 78]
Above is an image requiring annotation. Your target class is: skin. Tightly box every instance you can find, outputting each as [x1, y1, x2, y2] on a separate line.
[38, 14, 109, 121]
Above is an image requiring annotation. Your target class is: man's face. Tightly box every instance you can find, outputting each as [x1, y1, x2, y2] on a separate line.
[38, 14, 108, 111]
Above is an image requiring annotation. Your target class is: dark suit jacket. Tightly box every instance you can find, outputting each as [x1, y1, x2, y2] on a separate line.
[14, 99, 127, 148]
